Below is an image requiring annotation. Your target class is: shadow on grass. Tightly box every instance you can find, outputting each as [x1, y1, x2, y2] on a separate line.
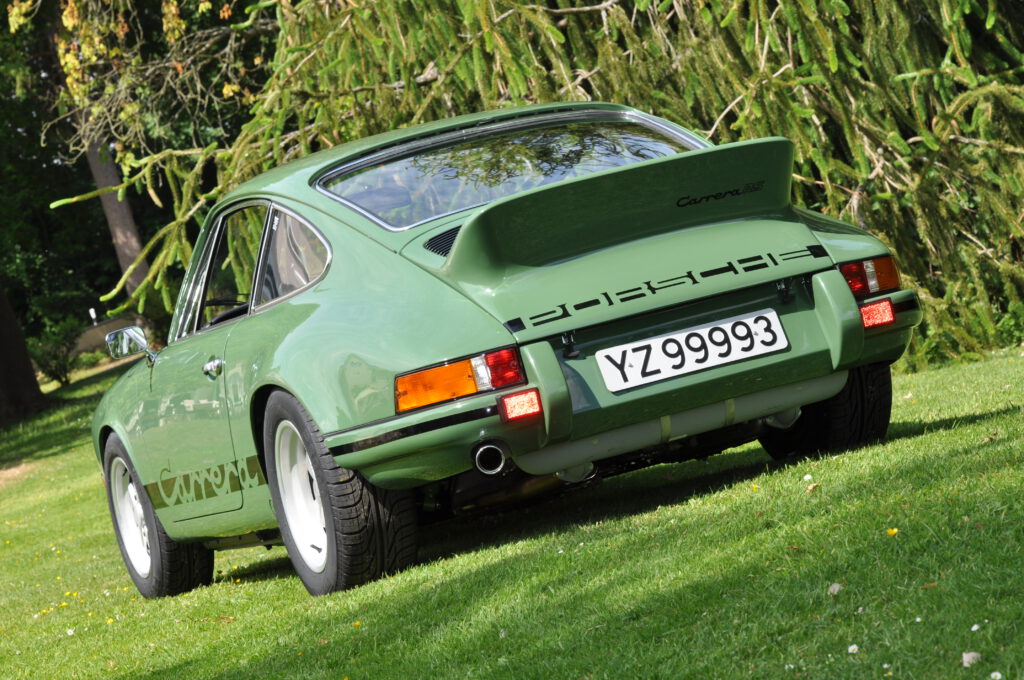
[419, 448, 780, 564]
[215, 553, 295, 586]
[199, 450, 782, 593]
[0, 360, 135, 468]
[888, 404, 1022, 442]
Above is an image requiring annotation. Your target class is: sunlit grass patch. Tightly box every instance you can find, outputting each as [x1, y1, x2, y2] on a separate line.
[1, 353, 1022, 679]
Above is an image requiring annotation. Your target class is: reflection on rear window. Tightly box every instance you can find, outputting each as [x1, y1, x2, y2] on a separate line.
[321, 120, 692, 229]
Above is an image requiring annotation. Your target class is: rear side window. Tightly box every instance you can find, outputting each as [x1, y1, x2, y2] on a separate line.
[257, 210, 330, 306]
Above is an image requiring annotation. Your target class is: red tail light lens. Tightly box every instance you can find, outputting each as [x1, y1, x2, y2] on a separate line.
[840, 256, 901, 298]
[860, 299, 895, 328]
[840, 262, 870, 297]
[485, 348, 523, 388]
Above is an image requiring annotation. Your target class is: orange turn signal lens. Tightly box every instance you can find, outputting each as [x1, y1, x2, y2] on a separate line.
[840, 256, 901, 298]
[395, 359, 477, 412]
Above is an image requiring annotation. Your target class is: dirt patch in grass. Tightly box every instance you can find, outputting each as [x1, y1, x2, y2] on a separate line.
[0, 461, 36, 490]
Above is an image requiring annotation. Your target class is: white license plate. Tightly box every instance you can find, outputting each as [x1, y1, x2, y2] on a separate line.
[596, 309, 789, 392]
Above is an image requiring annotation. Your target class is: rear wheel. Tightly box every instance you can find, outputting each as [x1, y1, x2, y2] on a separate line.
[262, 391, 417, 595]
[759, 363, 892, 459]
[103, 435, 213, 598]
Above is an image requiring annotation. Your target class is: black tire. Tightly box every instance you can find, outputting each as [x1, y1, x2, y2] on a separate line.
[759, 363, 893, 459]
[262, 391, 417, 595]
[103, 435, 214, 598]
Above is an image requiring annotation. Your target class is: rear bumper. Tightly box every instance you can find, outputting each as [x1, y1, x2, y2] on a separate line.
[513, 371, 847, 475]
[326, 269, 920, 488]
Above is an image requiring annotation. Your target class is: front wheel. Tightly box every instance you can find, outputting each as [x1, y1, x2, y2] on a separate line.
[103, 435, 213, 598]
[759, 363, 893, 459]
[262, 391, 417, 595]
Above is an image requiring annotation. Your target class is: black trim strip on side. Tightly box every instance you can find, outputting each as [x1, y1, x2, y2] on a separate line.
[330, 405, 498, 455]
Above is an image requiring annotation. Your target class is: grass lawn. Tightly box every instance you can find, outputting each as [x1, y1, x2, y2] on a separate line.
[1, 352, 1022, 679]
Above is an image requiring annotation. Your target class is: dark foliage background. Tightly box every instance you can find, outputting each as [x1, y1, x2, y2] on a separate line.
[13, 0, 1024, 367]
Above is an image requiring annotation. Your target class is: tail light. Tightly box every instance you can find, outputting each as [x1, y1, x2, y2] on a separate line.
[839, 256, 901, 298]
[396, 348, 526, 413]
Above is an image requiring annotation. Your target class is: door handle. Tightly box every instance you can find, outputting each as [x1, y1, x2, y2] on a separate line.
[202, 358, 225, 378]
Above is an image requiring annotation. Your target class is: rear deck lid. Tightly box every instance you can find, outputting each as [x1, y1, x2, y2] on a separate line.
[415, 138, 835, 340]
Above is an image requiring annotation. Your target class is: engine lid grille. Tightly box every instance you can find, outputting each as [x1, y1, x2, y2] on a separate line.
[424, 226, 461, 256]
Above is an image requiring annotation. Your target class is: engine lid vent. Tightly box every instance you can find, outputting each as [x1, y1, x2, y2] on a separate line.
[424, 226, 461, 257]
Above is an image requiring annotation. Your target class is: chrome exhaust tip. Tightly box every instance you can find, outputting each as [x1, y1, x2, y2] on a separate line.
[473, 442, 510, 476]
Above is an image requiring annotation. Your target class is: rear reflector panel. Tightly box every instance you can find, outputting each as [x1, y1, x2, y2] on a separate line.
[860, 299, 895, 328]
[499, 388, 542, 422]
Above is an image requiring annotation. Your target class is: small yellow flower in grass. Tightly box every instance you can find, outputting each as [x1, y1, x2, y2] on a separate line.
[848, 644, 859, 654]
[106, 618, 114, 625]
[886, 528, 898, 537]
[751, 484, 759, 491]
[353, 621, 362, 629]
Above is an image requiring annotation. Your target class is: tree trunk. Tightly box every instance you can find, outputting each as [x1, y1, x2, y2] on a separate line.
[0, 285, 45, 427]
[85, 141, 150, 293]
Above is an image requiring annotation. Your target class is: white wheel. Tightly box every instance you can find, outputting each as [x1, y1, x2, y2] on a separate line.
[109, 456, 152, 577]
[103, 435, 213, 597]
[274, 420, 328, 573]
[263, 391, 418, 595]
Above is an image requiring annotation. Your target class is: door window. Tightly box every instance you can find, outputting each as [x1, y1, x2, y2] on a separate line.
[177, 204, 267, 336]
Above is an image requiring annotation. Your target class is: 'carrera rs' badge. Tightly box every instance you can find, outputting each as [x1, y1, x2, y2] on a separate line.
[676, 180, 766, 208]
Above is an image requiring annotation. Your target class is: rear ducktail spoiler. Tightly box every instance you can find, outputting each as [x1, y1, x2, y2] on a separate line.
[442, 137, 795, 287]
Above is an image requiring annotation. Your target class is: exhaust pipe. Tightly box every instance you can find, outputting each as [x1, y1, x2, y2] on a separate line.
[473, 442, 510, 476]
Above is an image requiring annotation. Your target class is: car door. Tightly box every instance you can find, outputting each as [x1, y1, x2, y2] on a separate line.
[137, 202, 268, 524]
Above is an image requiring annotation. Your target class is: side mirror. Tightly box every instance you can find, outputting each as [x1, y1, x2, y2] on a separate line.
[105, 326, 157, 364]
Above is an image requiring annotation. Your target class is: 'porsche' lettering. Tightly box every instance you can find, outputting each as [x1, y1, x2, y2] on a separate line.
[506, 245, 829, 332]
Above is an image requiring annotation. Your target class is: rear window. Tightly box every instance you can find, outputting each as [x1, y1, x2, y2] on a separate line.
[320, 119, 694, 229]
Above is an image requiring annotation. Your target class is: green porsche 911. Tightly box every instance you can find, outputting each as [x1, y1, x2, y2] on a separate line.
[93, 102, 921, 596]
